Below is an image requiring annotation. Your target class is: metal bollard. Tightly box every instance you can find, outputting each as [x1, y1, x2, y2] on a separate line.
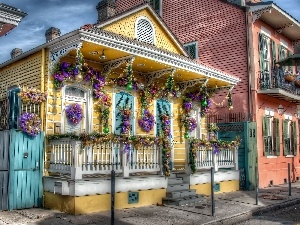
[255, 166, 258, 205]
[111, 170, 115, 225]
[211, 167, 215, 216]
[288, 163, 291, 196]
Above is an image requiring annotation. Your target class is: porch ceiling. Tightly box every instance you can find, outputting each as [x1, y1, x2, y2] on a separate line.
[67, 39, 234, 89]
[257, 88, 300, 105]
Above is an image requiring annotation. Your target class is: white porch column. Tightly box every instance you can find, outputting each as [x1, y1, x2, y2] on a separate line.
[121, 144, 129, 177]
[185, 139, 192, 174]
[70, 140, 83, 180]
[233, 147, 239, 170]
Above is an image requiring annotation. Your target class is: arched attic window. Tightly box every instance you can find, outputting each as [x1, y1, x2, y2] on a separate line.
[135, 17, 155, 45]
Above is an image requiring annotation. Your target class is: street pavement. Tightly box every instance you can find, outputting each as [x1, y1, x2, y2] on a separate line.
[1, 183, 300, 225]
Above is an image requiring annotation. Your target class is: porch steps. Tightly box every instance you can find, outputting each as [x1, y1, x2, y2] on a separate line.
[163, 173, 203, 206]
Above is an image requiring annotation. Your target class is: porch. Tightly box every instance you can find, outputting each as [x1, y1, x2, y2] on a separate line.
[45, 137, 239, 195]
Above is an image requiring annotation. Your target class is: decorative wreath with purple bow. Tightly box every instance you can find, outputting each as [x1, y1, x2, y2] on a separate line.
[138, 109, 155, 132]
[66, 103, 83, 125]
[19, 113, 42, 137]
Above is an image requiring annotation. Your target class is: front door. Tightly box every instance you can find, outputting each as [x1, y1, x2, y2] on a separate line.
[9, 129, 44, 210]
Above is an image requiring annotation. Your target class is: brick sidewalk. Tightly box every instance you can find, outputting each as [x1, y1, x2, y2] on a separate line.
[1, 183, 300, 225]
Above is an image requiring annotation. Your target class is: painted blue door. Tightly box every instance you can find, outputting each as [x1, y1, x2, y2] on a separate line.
[217, 122, 247, 190]
[9, 129, 44, 210]
[114, 92, 134, 135]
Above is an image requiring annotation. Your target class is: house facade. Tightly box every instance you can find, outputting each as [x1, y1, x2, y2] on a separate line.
[113, 0, 300, 189]
[246, 1, 300, 188]
[0, 3, 241, 214]
[0, 3, 27, 37]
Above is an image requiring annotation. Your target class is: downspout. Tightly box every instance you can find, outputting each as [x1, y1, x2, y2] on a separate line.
[40, 48, 46, 131]
[245, 6, 252, 122]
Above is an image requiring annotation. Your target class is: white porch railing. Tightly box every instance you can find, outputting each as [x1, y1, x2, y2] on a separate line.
[190, 146, 238, 172]
[49, 138, 162, 179]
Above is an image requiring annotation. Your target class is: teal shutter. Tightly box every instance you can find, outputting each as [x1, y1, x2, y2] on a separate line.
[156, 99, 171, 136]
[114, 92, 134, 135]
[8, 87, 21, 129]
[184, 43, 197, 59]
[283, 119, 289, 155]
[292, 121, 297, 155]
[263, 116, 270, 156]
[273, 118, 280, 156]
[258, 33, 264, 72]
[271, 39, 276, 69]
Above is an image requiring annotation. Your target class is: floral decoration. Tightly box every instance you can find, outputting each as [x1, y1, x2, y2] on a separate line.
[207, 123, 219, 133]
[227, 91, 233, 110]
[19, 113, 42, 137]
[118, 105, 133, 135]
[66, 103, 83, 125]
[19, 87, 47, 104]
[188, 136, 241, 173]
[138, 109, 155, 132]
[182, 117, 197, 133]
[97, 92, 112, 133]
[159, 113, 171, 137]
[161, 74, 181, 99]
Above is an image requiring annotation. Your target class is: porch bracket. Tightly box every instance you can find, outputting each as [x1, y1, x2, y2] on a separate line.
[251, 6, 272, 23]
[143, 68, 176, 84]
[177, 78, 208, 93]
[49, 40, 82, 72]
[102, 55, 135, 77]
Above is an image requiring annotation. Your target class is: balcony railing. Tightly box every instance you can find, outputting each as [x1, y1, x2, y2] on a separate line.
[258, 68, 300, 95]
[48, 138, 162, 179]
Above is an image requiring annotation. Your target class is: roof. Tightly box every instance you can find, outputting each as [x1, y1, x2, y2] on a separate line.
[96, 3, 189, 57]
[248, 1, 300, 40]
[0, 3, 27, 17]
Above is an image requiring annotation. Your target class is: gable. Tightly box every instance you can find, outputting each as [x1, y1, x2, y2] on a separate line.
[101, 8, 184, 55]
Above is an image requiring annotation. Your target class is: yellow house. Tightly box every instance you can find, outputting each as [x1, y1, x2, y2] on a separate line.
[0, 3, 241, 214]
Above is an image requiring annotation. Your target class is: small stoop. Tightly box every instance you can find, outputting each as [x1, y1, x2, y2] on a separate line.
[163, 173, 203, 206]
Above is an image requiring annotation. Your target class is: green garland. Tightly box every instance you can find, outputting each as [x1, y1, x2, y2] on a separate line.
[189, 136, 241, 173]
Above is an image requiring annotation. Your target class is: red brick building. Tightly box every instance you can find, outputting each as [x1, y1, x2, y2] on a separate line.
[0, 3, 27, 37]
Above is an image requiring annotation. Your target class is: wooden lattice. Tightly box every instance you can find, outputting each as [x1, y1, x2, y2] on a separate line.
[0, 51, 42, 98]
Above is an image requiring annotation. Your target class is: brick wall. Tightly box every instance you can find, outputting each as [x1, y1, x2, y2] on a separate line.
[115, 0, 248, 115]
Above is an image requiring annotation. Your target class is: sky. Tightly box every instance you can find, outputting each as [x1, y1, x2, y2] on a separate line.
[0, 0, 299, 63]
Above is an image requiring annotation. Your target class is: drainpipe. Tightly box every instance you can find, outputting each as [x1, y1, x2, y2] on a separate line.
[245, 7, 252, 122]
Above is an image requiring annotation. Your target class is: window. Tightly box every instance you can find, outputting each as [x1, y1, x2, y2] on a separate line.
[258, 33, 277, 89]
[150, 0, 161, 15]
[262, 116, 280, 156]
[135, 17, 155, 45]
[184, 42, 198, 59]
[283, 119, 297, 156]
[114, 92, 135, 135]
[62, 85, 91, 134]
[278, 44, 288, 72]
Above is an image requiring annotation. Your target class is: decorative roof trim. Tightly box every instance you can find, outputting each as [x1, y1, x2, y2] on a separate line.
[79, 28, 240, 85]
[249, 3, 300, 28]
[96, 4, 188, 57]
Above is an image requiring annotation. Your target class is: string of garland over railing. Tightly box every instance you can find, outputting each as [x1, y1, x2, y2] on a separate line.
[188, 137, 240, 173]
[47, 133, 167, 179]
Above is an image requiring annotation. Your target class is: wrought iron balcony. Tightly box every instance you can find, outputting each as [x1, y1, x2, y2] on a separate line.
[258, 68, 300, 103]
